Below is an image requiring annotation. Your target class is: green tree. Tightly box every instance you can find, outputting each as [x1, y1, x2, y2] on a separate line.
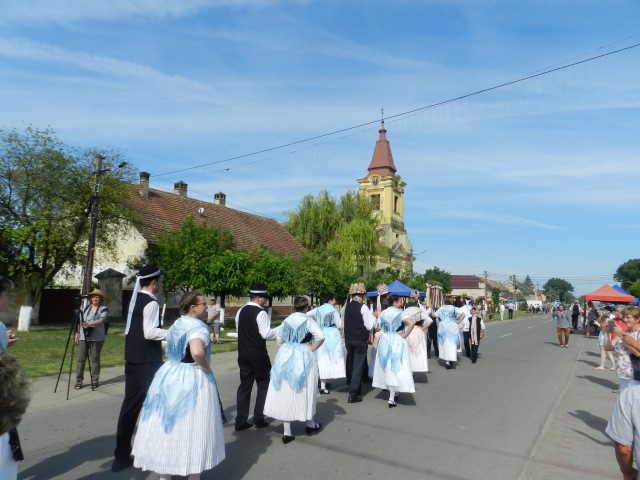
[542, 278, 574, 302]
[523, 275, 534, 289]
[285, 191, 340, 250]
[295, 249, 354, 304]
[491, 287, 501, 311]
[0, 125, 133, 312]
[286, 189, 383, 278]
[365, 267, 401, 292]
[423, 266, 452, 294]
[149, 215, 235, 293]
[628, 280, 640, 299]
[248, 246, 296, 300]
[614, 259, 640, 290]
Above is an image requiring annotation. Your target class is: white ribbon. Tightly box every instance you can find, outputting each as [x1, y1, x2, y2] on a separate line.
[125, 269, 161, 335]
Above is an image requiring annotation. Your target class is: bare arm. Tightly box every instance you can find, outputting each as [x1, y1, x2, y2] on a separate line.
[614, 443, 637, 480]
[189, 338, 211, 374]
[400, 319, 414, 339]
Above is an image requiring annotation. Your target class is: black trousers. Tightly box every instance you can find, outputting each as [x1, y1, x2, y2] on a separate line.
[571, 314, 579, 330]
[463, 331, 471, 357]
[345, 340, 368, 396]
[236, 354, 271, 426]
[113, 361, 162, 462]
[427, 322, 439, 358]
[471, 342, 480, 363]
[508, 309, 514, 319]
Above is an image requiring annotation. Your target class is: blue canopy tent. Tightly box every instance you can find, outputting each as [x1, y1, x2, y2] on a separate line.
[366, 279, 423, 298]
[612, 284, 640, 306]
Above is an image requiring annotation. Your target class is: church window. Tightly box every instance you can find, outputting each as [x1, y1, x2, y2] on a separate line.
[371, 194, 380, 210]
[394, 196, 399, 213]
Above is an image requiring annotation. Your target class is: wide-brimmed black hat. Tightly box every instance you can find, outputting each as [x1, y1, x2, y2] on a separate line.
[137, 264, 162, 279]
[249, 283, 268, 297]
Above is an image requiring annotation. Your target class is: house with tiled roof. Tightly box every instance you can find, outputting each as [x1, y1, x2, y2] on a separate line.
[56, 173, 304, 320]
[127, 173, 304, 258]
[450, 275, 487, 298]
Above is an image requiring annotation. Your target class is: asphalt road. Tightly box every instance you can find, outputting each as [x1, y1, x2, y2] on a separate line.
[16, 314, 622, 479]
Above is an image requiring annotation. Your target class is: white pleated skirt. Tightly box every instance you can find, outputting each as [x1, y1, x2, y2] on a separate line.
[132, 370, 225, 476]
[264, 361, 318, 422]
[406, 328, 429, 372]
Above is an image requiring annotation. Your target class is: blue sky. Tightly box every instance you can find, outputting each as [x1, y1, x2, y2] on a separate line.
[1, 0, 639, 295]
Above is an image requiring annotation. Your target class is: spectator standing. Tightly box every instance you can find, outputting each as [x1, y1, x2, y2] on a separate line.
[206, 298, 221, 344]
[570, 300, 582, 332]
[75, 289, 108, 389]
[606, 384, 640, 480]
[555, 305, 572, 348]
[507, 301, 515, 320]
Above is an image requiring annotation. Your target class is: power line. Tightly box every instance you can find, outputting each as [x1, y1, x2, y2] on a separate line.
[153, 40, 640, 178]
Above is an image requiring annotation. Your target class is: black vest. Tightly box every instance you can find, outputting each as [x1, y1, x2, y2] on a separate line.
[237, 304, 268, 357]
[344, 300, 368, 342]
[125, 292, 163, 364]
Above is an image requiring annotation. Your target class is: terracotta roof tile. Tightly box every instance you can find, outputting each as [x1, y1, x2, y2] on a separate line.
[367, 120, 397, 176]
[126, 185, 304, 258]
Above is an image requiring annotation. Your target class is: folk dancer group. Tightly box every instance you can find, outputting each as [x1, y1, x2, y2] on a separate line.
[109, 269, 488, 478]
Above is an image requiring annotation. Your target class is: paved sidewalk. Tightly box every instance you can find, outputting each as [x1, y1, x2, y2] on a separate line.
[519, 332, 621, 479]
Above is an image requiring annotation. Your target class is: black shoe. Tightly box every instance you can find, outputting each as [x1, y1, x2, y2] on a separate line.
[235, 422, 253, 431]
[75, 383, 83, 390]
[282, 435, 295, 444]
[254, 420, 270, 428]
[111, 457, 134, 472]
[445, 363, 452, 370]
[319, 388, 330, 395]
[427, 354, 432, 359]
[305, 422, 323, 434]
[388, 401, 397, 408]
[325, 382, 332, 388]
[92, 382, 99, 389]
[348, 395, 362, 403]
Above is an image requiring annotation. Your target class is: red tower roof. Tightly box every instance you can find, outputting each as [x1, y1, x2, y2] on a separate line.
[367, 120, 397, 176]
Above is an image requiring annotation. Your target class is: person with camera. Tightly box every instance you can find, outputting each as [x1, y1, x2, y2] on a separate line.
[75, 289, 108, 389]
[606, 307, 640, 392]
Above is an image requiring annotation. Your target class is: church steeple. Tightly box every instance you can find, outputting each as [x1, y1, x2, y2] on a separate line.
[367, 120, 397, 176]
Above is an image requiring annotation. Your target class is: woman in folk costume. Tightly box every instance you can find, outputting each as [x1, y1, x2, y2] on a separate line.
[468, 307, 486, 364]
[132, 292, 225, 480]
[372, 295, 416, 407]
[435, 296, 465, 369]
[368, 284, 389, 379]
[264, 296, 325, 444]
[403, 291, 432, 373]
[307, 293, 345, 394]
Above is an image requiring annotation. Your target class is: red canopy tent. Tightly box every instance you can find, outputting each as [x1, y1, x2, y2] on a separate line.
[584, 284, 635, 303]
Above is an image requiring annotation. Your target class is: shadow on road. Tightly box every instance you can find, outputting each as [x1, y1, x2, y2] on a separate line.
[576, 374, 618, 389]
[568, 409, 614, 447]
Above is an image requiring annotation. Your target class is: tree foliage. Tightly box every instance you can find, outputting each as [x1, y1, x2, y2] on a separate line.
[614, 259, 640, 291]
[286, 189, 383, 283]
[523, 275, 534, 288]
[628, 280, 640, 299]
[148, 215, 235, 294]
[150, 218, 297, 300]
[295, 249, 355, 303]
[542, 277, 574, 302]
[0, 125, 133, 307]
[491, 287, 501, 310]
[421, 266, 452, 294]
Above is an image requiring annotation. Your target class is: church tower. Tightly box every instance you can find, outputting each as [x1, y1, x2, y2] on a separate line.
[357, 120, 413, 275]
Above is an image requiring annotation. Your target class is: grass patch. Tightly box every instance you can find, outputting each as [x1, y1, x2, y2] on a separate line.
[8, 323, 245, 378]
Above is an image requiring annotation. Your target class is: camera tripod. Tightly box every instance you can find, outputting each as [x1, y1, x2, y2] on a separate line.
[54, 295, 95, 399]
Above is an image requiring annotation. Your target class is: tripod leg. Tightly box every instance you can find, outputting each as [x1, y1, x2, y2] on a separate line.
[54, 300, 82, 400]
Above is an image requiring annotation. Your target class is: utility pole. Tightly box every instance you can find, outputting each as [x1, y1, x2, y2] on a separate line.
[82, 154, 106, 295]
[81, 156, 127, 294]
[483, 270, 488, 299]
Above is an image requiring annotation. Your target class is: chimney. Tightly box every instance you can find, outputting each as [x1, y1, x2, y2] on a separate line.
[213, 191, 226, 206]
[173, 180, 188, 197]
[139, 172, 150, 198]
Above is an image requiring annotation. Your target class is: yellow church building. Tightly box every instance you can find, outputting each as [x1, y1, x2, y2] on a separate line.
[357, 120, 414, 275]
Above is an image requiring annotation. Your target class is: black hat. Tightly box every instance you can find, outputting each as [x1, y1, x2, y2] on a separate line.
[249, 283, 268, 297]
[137, 264, 162, 279]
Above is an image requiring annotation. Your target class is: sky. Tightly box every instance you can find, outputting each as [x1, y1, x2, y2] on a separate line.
[1, 0, 639, 295]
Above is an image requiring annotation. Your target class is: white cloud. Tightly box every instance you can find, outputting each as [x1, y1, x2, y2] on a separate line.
[436, 209, 562, 230]
[0, 0, 289, 26]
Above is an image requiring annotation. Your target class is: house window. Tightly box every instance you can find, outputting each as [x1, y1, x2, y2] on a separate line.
[371, 194, 380, 210]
